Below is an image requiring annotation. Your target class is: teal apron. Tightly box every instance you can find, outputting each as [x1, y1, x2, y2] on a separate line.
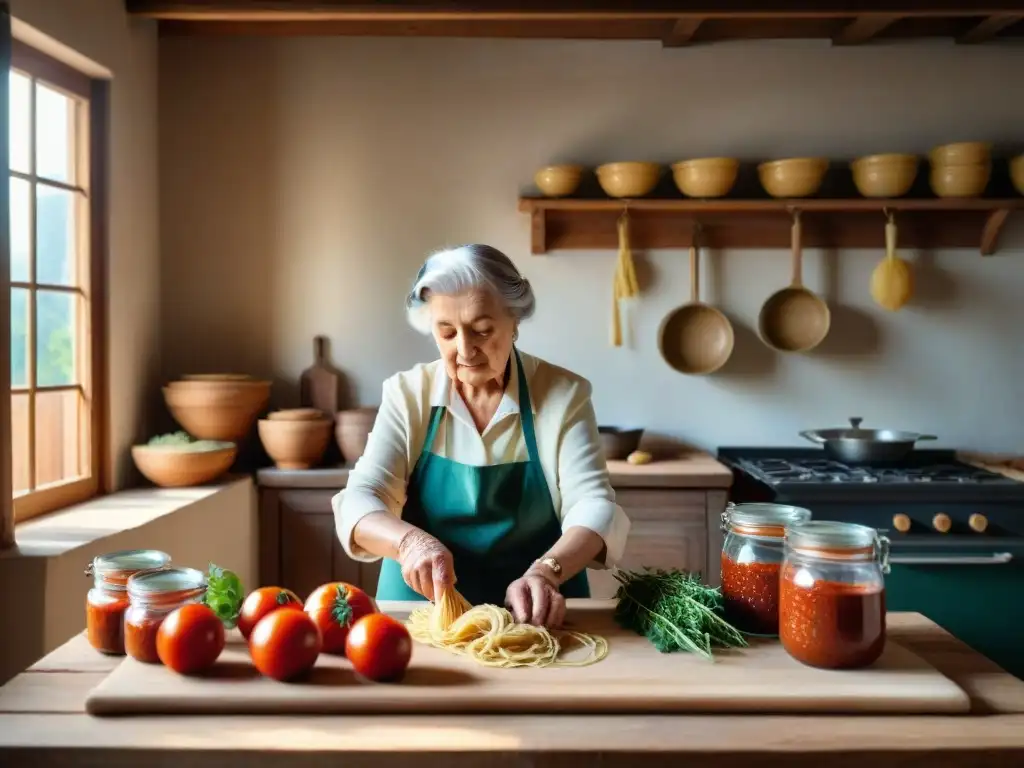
[376, 349, 591, 606]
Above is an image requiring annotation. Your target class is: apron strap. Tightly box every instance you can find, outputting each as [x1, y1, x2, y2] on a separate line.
[513, 348, 542, 467]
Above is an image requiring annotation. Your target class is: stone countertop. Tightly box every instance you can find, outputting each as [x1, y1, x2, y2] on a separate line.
[257, 450, 734, 491]
[0, 609, 1022, 767]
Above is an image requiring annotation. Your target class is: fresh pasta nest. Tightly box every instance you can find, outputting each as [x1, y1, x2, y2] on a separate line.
[406, 587, 609, 668]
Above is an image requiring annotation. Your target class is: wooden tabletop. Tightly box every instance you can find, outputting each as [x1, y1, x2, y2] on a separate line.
[1, 606, 1022, 767]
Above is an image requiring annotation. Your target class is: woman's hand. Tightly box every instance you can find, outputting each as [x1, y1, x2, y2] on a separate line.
[397, 529, 455, 601]
[505, 567, 565, 628]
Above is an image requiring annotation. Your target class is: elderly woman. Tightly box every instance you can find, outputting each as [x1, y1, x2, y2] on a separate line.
[332, 244, 630, 627]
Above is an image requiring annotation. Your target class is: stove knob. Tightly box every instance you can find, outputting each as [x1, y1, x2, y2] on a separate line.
[969, 513, 988, 533]
[892, 514, 912, 533]
[932, 513, 952, 534]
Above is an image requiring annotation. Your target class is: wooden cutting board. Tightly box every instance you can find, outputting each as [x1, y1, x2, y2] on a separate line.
[299, 335, 341, 414]
[85, 602, 970, 716]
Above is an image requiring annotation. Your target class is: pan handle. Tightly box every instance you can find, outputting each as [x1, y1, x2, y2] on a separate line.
[799, 430, 826, 444]
[916, 435, 938, 441]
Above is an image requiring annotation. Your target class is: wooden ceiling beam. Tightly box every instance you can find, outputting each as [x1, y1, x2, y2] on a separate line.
[831, 14, 902, 45]
[125, 2, 1024, 22]
[662, 18, 703, 47]
[957, 13, 1024, 43]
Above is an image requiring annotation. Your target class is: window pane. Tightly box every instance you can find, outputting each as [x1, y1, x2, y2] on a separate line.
[10, 72, 31, 173]
[36, 184, 76, 286]
[36, 289, 76, 387]
[35, 389, 83, 488]
[11, 287, 29, 388]
[36, 82, 75, 184]
[12, 393, 31, 494]
[11, 177, 31, 282]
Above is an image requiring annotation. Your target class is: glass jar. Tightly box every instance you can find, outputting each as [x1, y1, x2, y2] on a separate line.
[779, 520, 890, 669]
[124, 566, 208, 664]
[720, 502, 812, 636]
[85, 549, 171, 655]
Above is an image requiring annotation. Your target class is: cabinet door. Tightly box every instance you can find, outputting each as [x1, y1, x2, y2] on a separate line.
[277, 490, 381, 599]
[587, 490, 709, 599]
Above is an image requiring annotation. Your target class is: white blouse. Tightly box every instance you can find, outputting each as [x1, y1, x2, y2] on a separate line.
[332, 350, 631, 570]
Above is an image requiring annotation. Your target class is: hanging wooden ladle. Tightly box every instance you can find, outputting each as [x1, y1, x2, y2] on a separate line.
[757, 209, 831, 353]
[658, 223, 735, 375]
[870, 210, 913, 311]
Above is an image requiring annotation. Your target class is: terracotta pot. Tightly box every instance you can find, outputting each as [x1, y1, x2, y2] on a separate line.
[258, 418, 333, 470]
[131, 444, 237, 488]
[335, 407, 379, 464]
[163, 381, 270, 442]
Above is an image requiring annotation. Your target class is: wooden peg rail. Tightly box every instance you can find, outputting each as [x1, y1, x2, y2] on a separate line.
[517, 197, 1024, 257]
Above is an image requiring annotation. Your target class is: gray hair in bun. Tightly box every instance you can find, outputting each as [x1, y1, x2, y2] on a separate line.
[406, 244, 536, 335]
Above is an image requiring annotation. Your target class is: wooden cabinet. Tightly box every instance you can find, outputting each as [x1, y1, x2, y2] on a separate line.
[585, 489, 724, 599]
[259, 474, 728, 599]
[260, 488, 381, 599]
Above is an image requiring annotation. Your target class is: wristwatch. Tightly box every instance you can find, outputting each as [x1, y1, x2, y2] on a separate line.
[534, 556, 562, 576]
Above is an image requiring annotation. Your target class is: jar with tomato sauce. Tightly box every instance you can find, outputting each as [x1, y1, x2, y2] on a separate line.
[124, 567, 208, 664]
[780, 521, 891, 670]
[86, 549, 171, 655]
[720, 502, 812, 636]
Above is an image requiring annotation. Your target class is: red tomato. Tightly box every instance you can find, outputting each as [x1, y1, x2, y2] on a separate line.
[345, 613, 413, 682]
[250, 608, 322, 682]
[237, 586, 303, 640]
[304, 582, 377, 655]
[156, 603, 225, 675]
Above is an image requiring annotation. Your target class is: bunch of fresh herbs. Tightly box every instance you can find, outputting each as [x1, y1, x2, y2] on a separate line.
[612, 567, 747, 660]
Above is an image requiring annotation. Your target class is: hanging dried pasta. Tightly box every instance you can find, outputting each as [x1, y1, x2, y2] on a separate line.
[611, 209, 640, 347]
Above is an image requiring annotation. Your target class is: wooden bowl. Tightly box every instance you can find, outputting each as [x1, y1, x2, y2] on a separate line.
[268, 408, 326, 421]
[534, 165, 583, 197]
[335, 407, 379, 464]
[163, 384, 270, 442]
[131, 443, 237, 488]
[671, 158, 739, 198]
[595, 162, 661, 198]
[258, 418, 333, 470]
[181, 373, 254, 382]
[850, 154, 919, 198]
[929, 141, 991, 167]
[597, 427, 644, 460]
[1010, 154, 1024, 196]
[929, 162, 991, 198]
[758, 158, 829, 198]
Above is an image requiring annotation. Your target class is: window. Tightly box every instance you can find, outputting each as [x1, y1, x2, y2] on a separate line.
[8, 41, 105, 522]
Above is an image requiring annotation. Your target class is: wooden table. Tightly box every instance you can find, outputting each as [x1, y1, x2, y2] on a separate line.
[1, 610, 1023, 767]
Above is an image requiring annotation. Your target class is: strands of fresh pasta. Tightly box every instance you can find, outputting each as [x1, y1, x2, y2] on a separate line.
[406, 587, 609, 669]
[610, 210, 640, 347]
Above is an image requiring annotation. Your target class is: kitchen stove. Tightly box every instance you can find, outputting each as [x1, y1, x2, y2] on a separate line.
[717, 446, 1024, 681]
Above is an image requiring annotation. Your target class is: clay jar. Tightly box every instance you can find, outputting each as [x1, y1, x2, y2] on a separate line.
[335, 407, 379, 464]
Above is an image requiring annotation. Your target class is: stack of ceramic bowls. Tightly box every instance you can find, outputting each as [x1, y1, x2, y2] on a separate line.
[928, 142, 991, 198]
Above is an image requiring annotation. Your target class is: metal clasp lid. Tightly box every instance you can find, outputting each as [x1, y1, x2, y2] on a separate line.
[876, 533, 891, 575]
[721, 501, 736, 532]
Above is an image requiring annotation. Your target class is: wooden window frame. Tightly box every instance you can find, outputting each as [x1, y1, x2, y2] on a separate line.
[5, 37, 108, 526]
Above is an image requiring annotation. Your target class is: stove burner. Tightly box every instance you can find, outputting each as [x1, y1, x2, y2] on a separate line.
[735, 457, 1008, 487]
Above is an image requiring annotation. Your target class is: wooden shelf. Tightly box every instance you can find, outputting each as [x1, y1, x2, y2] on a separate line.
[518, 197, 1024, 256]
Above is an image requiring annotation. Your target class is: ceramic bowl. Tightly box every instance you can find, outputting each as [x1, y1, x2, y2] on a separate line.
[758, 158, 829, 198]
[131, 443, 237, 488]
[671, 158, 740, 198]
[534, 164, 583, 197]
[596, 162, 661, 198]
[850, 154, 919, 198]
